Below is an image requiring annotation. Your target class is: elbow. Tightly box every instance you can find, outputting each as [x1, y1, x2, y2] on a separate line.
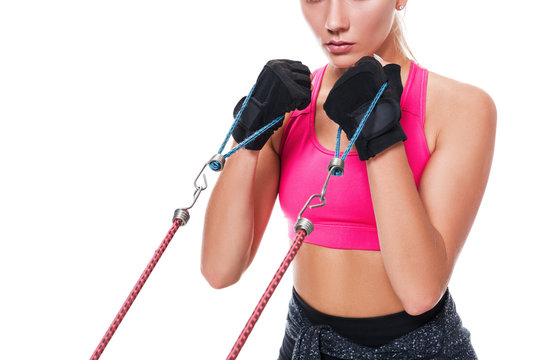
[403, 289, 441, 316]
[404, 301, 431, 317]
[199, 231, 252, 290]
[200, 263, 242, 290]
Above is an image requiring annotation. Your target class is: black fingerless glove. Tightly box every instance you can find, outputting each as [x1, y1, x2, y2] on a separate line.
[323, 56, 407, 161]
[232, 59, 312, 150]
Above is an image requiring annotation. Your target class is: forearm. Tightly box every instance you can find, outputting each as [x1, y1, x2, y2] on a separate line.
[365, 142, 449, 314]
[201, 146, 259, 289]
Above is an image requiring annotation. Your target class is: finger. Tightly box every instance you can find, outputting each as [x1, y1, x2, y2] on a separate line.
[290, 71, 312, 90]
[288, 61, 311, 75]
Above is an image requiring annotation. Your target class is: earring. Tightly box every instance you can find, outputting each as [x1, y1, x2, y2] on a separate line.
[398, 4, 404, 10]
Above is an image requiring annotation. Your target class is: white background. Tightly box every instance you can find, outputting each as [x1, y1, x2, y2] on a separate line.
[0, 0, 538, 359]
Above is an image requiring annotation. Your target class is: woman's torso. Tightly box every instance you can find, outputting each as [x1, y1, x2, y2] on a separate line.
[271, 59, 442, 318]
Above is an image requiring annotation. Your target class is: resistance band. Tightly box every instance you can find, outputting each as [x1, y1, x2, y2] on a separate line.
[89, 77, 387, 360]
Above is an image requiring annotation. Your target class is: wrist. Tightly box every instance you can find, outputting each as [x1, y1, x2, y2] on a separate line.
[365, 141, 405, 167]
[226, 145, 260, 170]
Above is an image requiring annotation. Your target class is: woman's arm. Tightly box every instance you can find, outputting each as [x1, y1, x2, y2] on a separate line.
[365, 83, 497, 315]
[200, 113, 288, 289]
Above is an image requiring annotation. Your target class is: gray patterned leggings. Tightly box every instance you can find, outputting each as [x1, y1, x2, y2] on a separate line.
[277, 286, 478, 360]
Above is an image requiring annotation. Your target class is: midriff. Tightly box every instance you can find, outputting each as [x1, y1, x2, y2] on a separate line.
[291, 239, 406, 317]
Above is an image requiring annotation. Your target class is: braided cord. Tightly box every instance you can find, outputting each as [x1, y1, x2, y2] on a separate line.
[226, 229, 307, 360]
[90, 219, 184, 360]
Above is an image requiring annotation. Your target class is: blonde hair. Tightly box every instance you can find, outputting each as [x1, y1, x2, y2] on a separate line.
[392, 9, 418, 64]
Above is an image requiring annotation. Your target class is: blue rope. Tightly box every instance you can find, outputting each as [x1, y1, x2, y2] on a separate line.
[224, 114, 284, 158]
[209, 79, 388, 173]
[331, 127, 343, 176]
[334, 126, 341, 159]
[334, 81, 388, 162]
[217, 84, 256, 155]
[210, 83, 285, 171]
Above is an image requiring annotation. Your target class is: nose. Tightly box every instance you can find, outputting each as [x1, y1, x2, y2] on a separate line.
[325, 0, 350, 34]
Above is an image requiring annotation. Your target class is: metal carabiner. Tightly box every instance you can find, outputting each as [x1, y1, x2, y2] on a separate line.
[318, 167, 335, 203]
[194, 161, 209, 191]
[172, 160, 211, 224]
[180, 161, 209, 212]
[298, 193, 326, 218]
[294, 193, 325, 236]
[294, 159, 344, 235]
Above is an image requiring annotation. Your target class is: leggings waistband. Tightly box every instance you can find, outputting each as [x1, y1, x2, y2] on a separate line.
[292, 286, 449, 347]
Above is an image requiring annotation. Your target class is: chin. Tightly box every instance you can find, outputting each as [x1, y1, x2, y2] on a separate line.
[327, 55, 357, 70]
[327, 52, 374, 69]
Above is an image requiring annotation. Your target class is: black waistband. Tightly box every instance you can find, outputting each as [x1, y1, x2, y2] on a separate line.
[292, 286, 449, 347]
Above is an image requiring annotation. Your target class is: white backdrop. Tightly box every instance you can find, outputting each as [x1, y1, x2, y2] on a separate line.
[0, 0, 538, 359]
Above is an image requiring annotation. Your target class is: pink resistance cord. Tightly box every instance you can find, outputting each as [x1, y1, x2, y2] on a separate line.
[227, 228, 307, 360]
[90, 218, 184, 360]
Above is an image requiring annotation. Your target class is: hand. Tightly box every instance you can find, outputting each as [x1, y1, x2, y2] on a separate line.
[232, 59, 312, 150]
[323, 55, 407, 161]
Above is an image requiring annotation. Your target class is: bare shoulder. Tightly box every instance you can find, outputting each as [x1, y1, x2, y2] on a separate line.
[426, 70, 497, 152]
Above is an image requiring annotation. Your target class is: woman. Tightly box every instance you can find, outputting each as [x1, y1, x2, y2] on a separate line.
[202, 0, 496, 359]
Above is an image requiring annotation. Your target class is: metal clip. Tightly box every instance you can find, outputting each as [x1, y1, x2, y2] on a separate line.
[173, 161, 210, 224]
[319, 169, 333, 203]
[294, 194, 326, 236]
[184, 161, 209, 210]
[298, 193, 326, 220]
[294, 162, 343, 235]
[172, 160, 212, 224]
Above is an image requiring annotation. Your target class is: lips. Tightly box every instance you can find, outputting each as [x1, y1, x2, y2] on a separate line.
[325, 40, 354, 54]
[326, 40, 354, 46]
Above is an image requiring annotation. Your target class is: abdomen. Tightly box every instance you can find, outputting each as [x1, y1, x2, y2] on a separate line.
[291, 239, 406, 318]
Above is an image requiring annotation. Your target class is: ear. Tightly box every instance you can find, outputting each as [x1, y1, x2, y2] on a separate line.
[396, 0, 409, 8]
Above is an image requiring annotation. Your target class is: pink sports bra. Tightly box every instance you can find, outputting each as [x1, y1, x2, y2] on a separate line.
[278, 61, 431, 251]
